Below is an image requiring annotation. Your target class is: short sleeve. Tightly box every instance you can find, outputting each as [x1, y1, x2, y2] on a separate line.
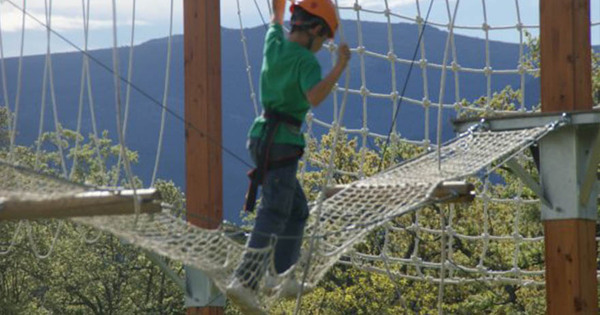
[265, 23, 283, 45]
[299, 56, 322, 95]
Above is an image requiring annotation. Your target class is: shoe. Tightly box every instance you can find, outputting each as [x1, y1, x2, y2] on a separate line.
[226, 278, 265, 315]
[264, 274, 313, 299]
[279, 277, 314, 299]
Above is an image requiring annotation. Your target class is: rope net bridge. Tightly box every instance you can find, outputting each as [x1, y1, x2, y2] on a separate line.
[0, 0, 599, 313]
[1, 125, 551, 312]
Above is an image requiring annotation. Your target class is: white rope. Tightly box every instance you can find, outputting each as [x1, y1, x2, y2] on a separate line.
[0, 221, 22, 255]
[444, 0, 461, 116]
[437, 205, 447, 315]
[0, 3, 10, 128]
[436, 0, 458, 171]
[70, 0, 104, 181]
[383, 0, 398, 139]
[7, 0, 26, 162]
[415, 0, 431, 147]
[482, 0, 492, 112]
[110, 0, 139, 216]
[515, 0, 526, 111]
[113, 0, 137, 186]
[25, 220, 63, 259]
[151, 0, 174, 186]
[236, 0, 260, 117]
[353, 0, 368, 179]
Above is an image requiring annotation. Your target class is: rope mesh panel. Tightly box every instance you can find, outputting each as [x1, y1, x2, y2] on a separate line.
[70, 126, 549, 311]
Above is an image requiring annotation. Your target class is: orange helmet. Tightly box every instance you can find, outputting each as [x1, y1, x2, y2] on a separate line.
[290, 0, 339, 39]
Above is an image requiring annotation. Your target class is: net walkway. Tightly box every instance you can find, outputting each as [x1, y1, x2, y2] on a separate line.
[70, 126, 550, 311]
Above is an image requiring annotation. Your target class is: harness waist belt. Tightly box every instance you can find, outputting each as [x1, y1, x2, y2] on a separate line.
[244, 110, 304, 212]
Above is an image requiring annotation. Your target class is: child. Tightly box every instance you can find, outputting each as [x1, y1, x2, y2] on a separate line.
[228, 0, 350, 309]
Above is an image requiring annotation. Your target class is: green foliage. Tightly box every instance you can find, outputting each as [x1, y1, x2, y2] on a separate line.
[0, 120, 186, 314]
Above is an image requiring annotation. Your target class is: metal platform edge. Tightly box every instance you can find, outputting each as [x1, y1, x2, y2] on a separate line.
[452, 110, 600, 133]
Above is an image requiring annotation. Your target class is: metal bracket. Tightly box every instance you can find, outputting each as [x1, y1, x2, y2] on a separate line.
[579, 126, 600, 206]
[144, 251, 225, 307]
[505, 158, 552, 209]
[144, 250, 186, 291]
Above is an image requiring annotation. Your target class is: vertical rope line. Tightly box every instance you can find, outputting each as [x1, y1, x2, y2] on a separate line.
[444, 0, 461, 116]
[412, 211, 424, 278]
[447, 203, 455, 279]
[437, 205, 447, 315]
[481, 0, 492, 111]
[379, 224, 409, 310]
[34, 7, 49, 170]
[383, 0, 398, 146]
[122, 0, 136, 137]
[8, 0, 26, 162]
[111, 0, 139, 215]
[236, 0, 260, 116]
[151, 0, 174, 186]
[113, 0, 138, 186]
[79, 0, 104, 183]
[436, 0, 459, 171]
[478, 175, 491, 272]
[45, 0, 67, 177]
[512, 154, 525, 280]
[70, 0, 91, 179]
[331, 41, 339, 125]
[354, 1, 368, 178]
[416, 0, 430, 147]
[0, 4, 11, 133]
[69, 0, 103, 243]
[515, 0, 526, 111]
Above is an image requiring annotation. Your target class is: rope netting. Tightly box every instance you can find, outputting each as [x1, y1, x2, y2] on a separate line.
[0, 0, 599, 313]
[72, 126, 551, 312]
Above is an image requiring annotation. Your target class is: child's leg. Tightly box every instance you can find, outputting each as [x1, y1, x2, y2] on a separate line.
[237, 159, 298, 289]
[273, 178, 309, 274]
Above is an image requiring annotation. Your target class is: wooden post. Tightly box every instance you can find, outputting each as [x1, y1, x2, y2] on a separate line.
[184, 0, 223, 314]
[540, 0, 597, 314]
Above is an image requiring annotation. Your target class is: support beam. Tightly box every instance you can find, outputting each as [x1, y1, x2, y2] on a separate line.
[0, 189, 161, 220]
[184, 0, 224, 314]
[504, 159, 551, 208]
[325, 181, 475, 204]
[540, 0, 597, 314]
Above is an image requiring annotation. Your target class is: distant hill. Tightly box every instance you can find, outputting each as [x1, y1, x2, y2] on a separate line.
[3, 20, 539, 223]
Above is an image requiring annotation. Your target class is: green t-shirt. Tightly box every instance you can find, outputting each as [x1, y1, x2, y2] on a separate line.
[248, 23, 322, 147]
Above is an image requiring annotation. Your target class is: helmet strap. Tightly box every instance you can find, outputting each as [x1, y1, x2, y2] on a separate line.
[305, 32, 316, 50]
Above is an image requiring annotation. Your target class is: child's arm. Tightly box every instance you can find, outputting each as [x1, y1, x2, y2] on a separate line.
[271, 0, 286, 25]
[306, 43, 351, 107]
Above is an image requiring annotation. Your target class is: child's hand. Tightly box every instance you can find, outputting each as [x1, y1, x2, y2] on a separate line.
[336, 43, 351, 68]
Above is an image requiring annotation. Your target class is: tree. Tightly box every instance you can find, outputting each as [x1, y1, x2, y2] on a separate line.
[0, 118, 187, 314]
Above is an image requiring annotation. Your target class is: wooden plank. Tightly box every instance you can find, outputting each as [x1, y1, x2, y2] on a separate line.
[0, 189, 161, 220]
[324, 181, 474, 204]
[430, 181, 475, 204]
[544, 220, 597, 314]
[540, 1, 597, 314]
[184, 0, 223, 313]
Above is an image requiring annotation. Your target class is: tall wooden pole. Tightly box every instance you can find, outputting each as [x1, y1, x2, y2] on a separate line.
[540, 0, 597, 313]
[184, 0, 224, 314]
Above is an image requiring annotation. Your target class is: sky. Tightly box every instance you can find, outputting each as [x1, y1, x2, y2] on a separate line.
[0, 0, 598, 57]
